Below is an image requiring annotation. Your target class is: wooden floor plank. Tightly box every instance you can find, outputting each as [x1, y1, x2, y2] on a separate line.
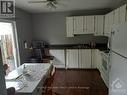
[43, 69, 108, 95]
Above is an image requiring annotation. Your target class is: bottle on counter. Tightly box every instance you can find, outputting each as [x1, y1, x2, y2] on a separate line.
[91, 42, 96, 48]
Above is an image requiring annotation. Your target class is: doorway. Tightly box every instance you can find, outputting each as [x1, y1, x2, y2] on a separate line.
[0, 21, 20, 73]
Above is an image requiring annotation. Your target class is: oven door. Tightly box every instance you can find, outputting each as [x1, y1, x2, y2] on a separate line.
[101, 52, 109, 87]
[102, 58, 109, 76]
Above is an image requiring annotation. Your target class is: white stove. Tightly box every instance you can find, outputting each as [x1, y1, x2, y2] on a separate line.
[100, 51, 110, 87]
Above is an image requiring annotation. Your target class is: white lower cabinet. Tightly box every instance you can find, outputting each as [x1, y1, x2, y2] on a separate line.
[66, 49, 92, 69]
[66, 17, 74, 37]
[79, 49, 92, 68]
[66, 49, 108, 87]
[50, 49, 92, 69]
[50, 49, 65, 68]
[66, 49, 79, 68]
[50, 49, 96, 69]
[91, 49, 97, 68]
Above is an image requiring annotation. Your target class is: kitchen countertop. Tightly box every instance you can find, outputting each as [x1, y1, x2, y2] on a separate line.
[5, 63, 52, 94]
[49, 44, 107, 50]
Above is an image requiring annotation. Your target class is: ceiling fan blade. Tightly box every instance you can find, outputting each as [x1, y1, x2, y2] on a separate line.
[52, 1, 58, 5]
[56, 2, 67, 7]
[28, 0, 48, 3]
[47, 2, 56, 9]
[28, 0, 68, 9]
[52, 3, 57, 8]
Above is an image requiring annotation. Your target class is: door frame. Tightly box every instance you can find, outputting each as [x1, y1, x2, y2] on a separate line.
[0, 19, 21, 68]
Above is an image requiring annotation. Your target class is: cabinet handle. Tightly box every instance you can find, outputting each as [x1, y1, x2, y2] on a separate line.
[111, 31, 115, 36]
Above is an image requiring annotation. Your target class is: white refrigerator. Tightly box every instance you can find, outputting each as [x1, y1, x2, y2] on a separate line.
[109, 22, 127, 95]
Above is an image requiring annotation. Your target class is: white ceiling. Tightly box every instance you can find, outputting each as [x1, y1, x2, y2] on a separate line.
[15, 0, 125, 13]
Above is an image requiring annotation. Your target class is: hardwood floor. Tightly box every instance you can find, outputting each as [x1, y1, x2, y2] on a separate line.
[43, 69, 108, 95]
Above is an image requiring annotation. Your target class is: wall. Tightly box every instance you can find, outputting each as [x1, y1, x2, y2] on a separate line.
[32, 9, 109, 45]
[15, 8, 33, 64]
[0, 8, 33, 95]
[0, 49, 7, 95]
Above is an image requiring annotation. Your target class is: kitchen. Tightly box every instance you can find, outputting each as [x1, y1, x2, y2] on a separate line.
[0, 0, 127, 95]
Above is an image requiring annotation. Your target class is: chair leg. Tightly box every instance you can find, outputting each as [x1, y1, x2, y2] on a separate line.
[7, 87, 15, 95]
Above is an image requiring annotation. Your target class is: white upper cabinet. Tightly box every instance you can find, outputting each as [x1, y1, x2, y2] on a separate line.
[104, 11, 114, 36]
[74, 16, 84, 34]
[114, 4, 126, 24]
[66, 4, 126, 37]
[119, 4, 126, 23]
[108, 11, 114, 32]
[104, 11, 114, 37]
[86, 16, 95, 34]
[73, 16, 95, 34]
[83, 16, 87, 33]
[94, 15, 104, 36]
[104, 4, 126, 37]
[104, 14, 109, 36]
[66, 17, 74, 37]
[114, 8, 120, 24]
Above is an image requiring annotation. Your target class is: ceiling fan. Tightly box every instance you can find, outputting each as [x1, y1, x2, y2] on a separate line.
[28, 0, 61, 9]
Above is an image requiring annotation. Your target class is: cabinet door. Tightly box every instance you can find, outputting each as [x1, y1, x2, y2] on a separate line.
[108, 11, 114, 33]
[83, 16, 87, 33]
[91, 49, 97, 68]
[114, 8, 120, 24]
[119, 4, 126, 23]
[74, 16, 84, 34]
[86, 16, 95, 34]
[66, 49, 79, 68]
[104, 14, 109, 36]
[66, 17, 74, 37]
[104, 11, 114, 37]
[95, 15, 104, 36]
[50, 50, 65, 68]
[79, 49, 92, 68]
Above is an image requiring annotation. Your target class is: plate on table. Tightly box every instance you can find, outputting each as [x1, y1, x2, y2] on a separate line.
[6, 80, 24, 91]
